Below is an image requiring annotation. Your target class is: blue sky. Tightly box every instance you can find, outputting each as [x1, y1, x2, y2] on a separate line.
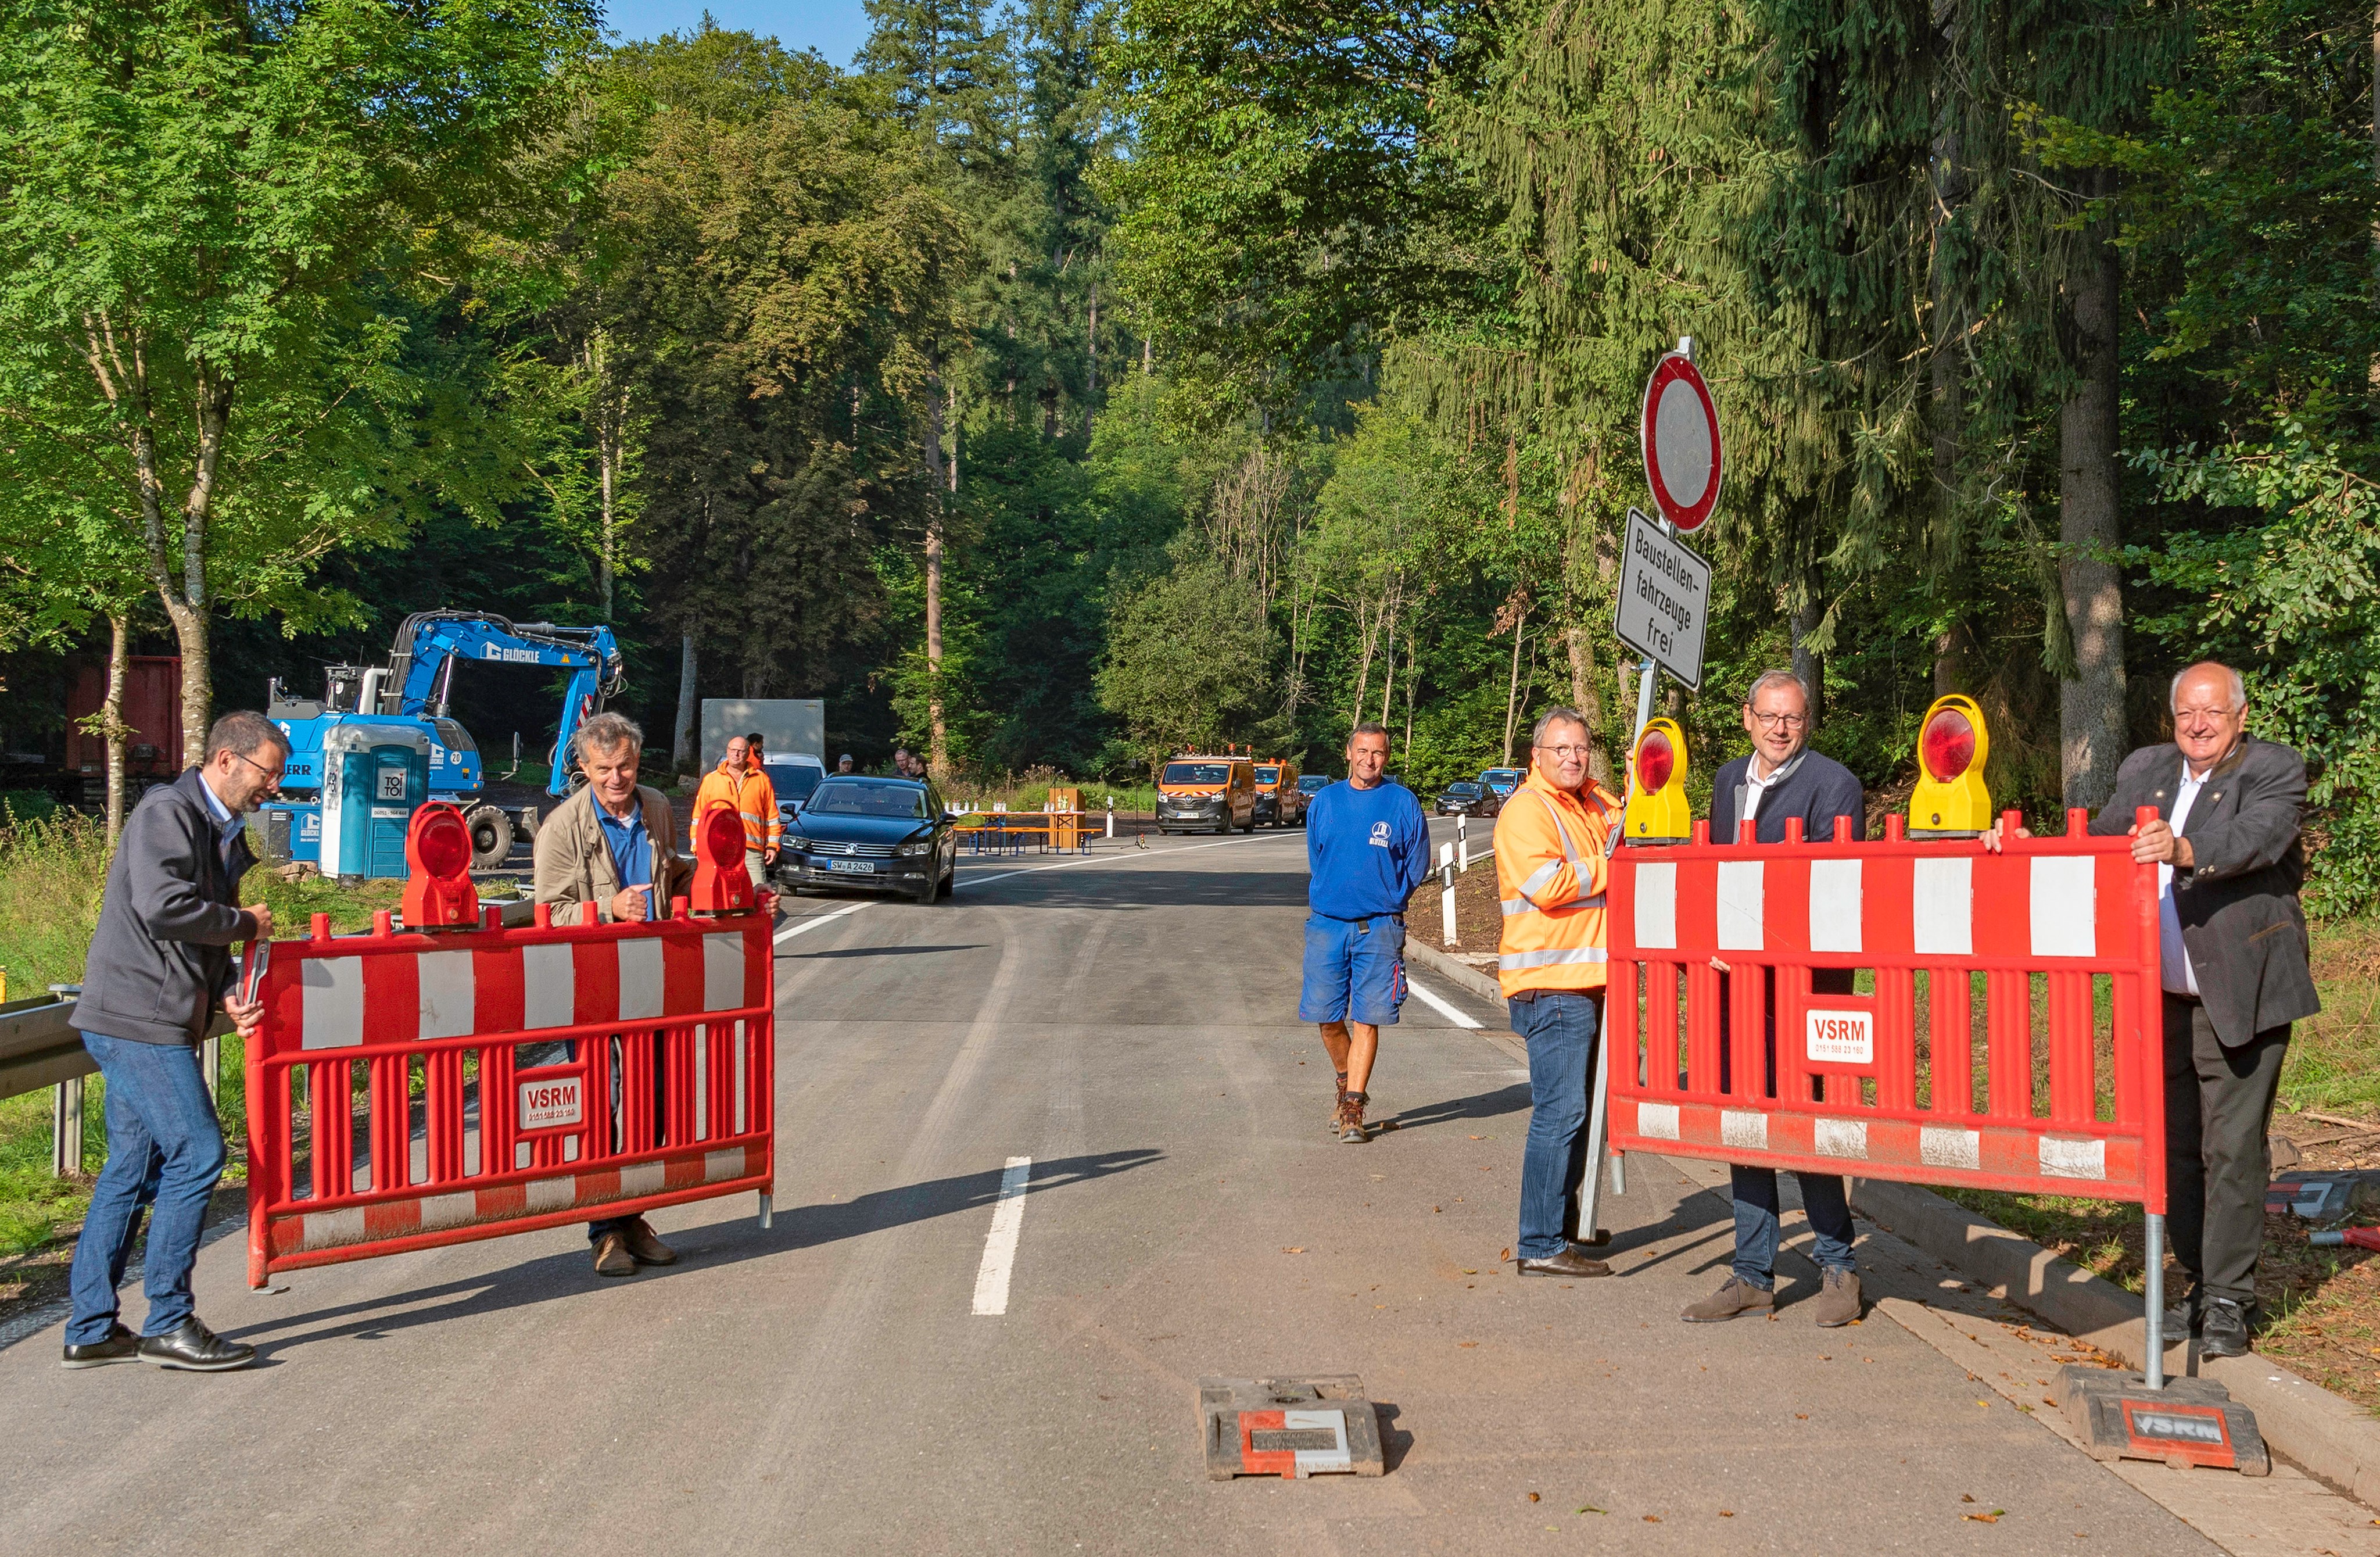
[600, 0, 874, 64]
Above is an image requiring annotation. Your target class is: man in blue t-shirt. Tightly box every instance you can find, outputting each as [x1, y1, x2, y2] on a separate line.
[1302, 722, 1431, 1142]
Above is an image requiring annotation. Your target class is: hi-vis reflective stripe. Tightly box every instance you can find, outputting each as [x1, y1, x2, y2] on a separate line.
[1506, 892, 1603, 915]
[1498, 946, 1610, 970]
[1519, 859, 1565, 899]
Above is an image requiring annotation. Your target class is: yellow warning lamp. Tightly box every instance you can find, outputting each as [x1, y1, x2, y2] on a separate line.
[1908, 694, 1991, 836]
[1622, 718, 1692, 843]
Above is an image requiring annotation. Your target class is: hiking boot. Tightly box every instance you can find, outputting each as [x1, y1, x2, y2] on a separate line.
[621, 1217, 678, 1267]
[593, 1231, 637, 1277]
[1680, 1276, 1774, 1323]
[1812, 1268, 1863, 1327]
[1328, 1072, 1349, 1133]
[1337, 1092, 1368, 1144]
[2162, 1288, 2203, 1337]
[2199, 1297, 2252, 1359]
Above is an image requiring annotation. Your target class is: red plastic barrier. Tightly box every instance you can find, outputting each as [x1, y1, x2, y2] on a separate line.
[243, 899, 775, 1286]
[1607, 807, 2166, 1212]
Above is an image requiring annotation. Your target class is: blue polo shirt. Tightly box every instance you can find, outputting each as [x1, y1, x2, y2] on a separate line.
[596, 799, 653, 915]
[1306, 780, 1429, 919]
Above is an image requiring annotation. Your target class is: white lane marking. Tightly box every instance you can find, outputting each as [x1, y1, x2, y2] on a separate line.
[773, 901, 870, 945]
[971, 1156, 1034, 1315]
[1404, 976, 1481, 1029]
[955, 830, 1298, 892]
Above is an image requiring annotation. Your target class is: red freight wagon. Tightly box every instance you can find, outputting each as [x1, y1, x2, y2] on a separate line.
[66, 656, 183, 778]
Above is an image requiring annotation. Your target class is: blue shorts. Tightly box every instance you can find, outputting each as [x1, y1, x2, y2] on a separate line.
[1299, 913, 1407, 1026]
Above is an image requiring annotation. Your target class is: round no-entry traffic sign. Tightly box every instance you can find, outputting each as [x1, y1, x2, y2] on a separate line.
[1640, 350, 1723, 532]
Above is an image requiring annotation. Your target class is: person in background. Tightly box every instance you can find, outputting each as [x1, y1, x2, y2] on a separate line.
[1494, 706, 1617, 1281]
[63, 711, 284, 1372]
[694, 733, 779, 885]
[892, 747, 917, 778]
[1991, 660, 2317, 1358]
[836, 753, 856, 775]
[1680, 669, 1868, 1327]
[531, 711, 693, 1277]
[1300, 723, 1429, 1144]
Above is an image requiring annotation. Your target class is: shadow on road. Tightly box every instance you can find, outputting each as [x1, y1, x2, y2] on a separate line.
[784, 944, 988, 960]
[222, 1148, 1166, 1355]
[1377, 1083, 1533, 1134]
[964, 868, 1307, 910]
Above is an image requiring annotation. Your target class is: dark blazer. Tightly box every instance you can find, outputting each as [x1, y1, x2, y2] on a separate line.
[77, 768, 260, 1047]
[2090, 736, 2318, 1047]
[1712, 748, 1865, 1003]
[1710, 748, 1868, 847]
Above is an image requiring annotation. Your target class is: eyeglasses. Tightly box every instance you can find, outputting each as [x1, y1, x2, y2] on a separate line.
[228, 750, 282, 783]
[1534, 743, 1593, 759]
[1747, 711, 1809, 729]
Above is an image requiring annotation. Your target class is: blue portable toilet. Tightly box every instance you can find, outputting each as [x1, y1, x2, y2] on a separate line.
[320, 722, 430, 883]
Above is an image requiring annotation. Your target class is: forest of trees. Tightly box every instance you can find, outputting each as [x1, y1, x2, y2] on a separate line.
[1, 0, 2375, 912]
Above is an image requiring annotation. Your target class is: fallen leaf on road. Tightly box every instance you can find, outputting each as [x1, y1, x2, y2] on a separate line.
[1719, 1511, 1734, 1517]
[1459, 1341, 1479, 1348]
[1526, 1492, 1540, 1502]
[1282, 1247, 1306, 1254]
[1578, 1506, 1605, 1515]
[1500, 1247, 1512, 1261]
[1469, 1134, 1483, 1140]
[1794, 1413, 1809, 1420]
[1976, 1399, 1991, 1408]
[2043, 1397, 2057, 1406]
[1963, 1511, 2003, 1524]
[1643, 1515, 1661, 1523]
[1962, 1495, 1976, 1503]
[1461, 1268, 1478, 1274]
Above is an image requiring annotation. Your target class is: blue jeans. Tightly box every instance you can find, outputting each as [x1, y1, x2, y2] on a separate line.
[66, 1034, 227, 1344]
[1730, 1166, 1856, 1288]
[1508, 992, 1601, 1259]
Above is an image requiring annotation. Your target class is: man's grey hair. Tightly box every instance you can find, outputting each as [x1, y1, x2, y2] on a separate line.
[573, 710, 643, 763]
[1743, 668, 1812, 710]
[205, 710, 288, 762]
[2170, 661, 2246, 713]
[1530, 706, 1589, 748]
[1348, 721, 1390, 744]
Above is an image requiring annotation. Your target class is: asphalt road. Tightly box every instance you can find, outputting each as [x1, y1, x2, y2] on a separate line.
[0, 822, 2225, 1554]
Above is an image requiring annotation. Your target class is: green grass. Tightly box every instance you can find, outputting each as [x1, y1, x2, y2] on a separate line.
[0, 808, 404, 1259]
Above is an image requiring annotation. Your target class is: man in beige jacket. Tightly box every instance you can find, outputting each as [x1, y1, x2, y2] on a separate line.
[531, 710, 696, 1276]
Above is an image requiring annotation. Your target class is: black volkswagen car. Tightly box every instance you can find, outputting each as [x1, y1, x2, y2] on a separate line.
[777, 776, 956, 904]
[1434, 779, 1499, 817]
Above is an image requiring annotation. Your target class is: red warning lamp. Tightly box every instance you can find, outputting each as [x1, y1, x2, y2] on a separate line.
[690, 802, 755, 914]
[1909, 694, 1991, 836]
[402, 803, 482, 929]
[1621, 718, 1691, 843]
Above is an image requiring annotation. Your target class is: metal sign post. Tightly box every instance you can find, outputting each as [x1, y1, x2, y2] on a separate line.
[1578, 337, 1727, 1244]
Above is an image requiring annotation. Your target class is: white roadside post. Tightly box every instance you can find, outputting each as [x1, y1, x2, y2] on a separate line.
[1105, 794, 1114, 839]
[1457, 811, 1469, 872]
[1439, 842, 1457, 946]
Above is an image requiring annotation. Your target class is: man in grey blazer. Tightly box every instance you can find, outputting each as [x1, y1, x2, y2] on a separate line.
[1996, 660, 2317, 1358]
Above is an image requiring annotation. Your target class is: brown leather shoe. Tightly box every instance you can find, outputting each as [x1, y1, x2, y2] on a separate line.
[1680, 1276, 1774, 1322]
[592, 1231, 637, 1277]
[1517, 1247, 1611, 1277]
[622, 1217, 679, 1266]
[1336, 1092, 1368, 1144]
[1811, 1268, 1862, 1327]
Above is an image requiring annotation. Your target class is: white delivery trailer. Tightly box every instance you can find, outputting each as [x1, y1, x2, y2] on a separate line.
[701, 699, 824, 772]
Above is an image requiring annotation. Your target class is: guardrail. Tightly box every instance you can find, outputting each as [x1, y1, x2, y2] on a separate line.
[0, 899, 537, 1180]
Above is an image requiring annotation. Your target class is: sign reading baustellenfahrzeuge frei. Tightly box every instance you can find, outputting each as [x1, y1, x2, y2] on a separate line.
[1614, 343, 1720, 690]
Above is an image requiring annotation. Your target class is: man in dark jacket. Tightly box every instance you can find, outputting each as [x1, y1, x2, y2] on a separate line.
[62, 711, 282, 1373]
[1998, 661, 2318, 1358]
[1680, 669, 1871, 1329]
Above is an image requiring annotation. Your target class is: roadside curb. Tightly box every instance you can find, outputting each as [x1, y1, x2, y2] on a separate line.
[1404, 939, 1501, 1005]
[1851, 1175, 2380, 1504]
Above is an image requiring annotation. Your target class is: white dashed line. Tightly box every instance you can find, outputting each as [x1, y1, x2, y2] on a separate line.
[1405, 976, 1483, 1029]
[970, 1157, 1034, 1315]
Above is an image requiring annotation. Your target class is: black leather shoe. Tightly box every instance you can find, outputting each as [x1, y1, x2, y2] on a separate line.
[62, 1322, 140, 1369]
[2162, 1288, 2204, 1337]
[2199, 1297, 2252, 1360]
[1517, 1247, 1612, 1278]
[137, 1318, 257, 1373]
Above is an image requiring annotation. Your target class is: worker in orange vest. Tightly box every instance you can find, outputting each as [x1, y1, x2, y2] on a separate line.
[1493, 706, 1616, 1280]
[694, 734, 780, 885]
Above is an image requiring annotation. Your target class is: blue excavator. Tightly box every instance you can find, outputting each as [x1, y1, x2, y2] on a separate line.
[263, 611, 625, 869]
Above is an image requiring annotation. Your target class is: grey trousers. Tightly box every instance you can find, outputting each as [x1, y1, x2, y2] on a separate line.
[2162, 995, 2289, 1308]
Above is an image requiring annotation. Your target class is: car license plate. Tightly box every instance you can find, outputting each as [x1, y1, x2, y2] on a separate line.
[829, 858, 875, 874]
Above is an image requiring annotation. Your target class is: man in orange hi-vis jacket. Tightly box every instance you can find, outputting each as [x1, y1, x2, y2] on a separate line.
[694, 734, 780, 885]
[1493, 705, 1617, 1280]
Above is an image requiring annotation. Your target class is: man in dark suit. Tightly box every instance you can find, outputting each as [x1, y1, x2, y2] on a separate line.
[1679, 670, 1872, 1329]
[2001, 660, 2317, 1358]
